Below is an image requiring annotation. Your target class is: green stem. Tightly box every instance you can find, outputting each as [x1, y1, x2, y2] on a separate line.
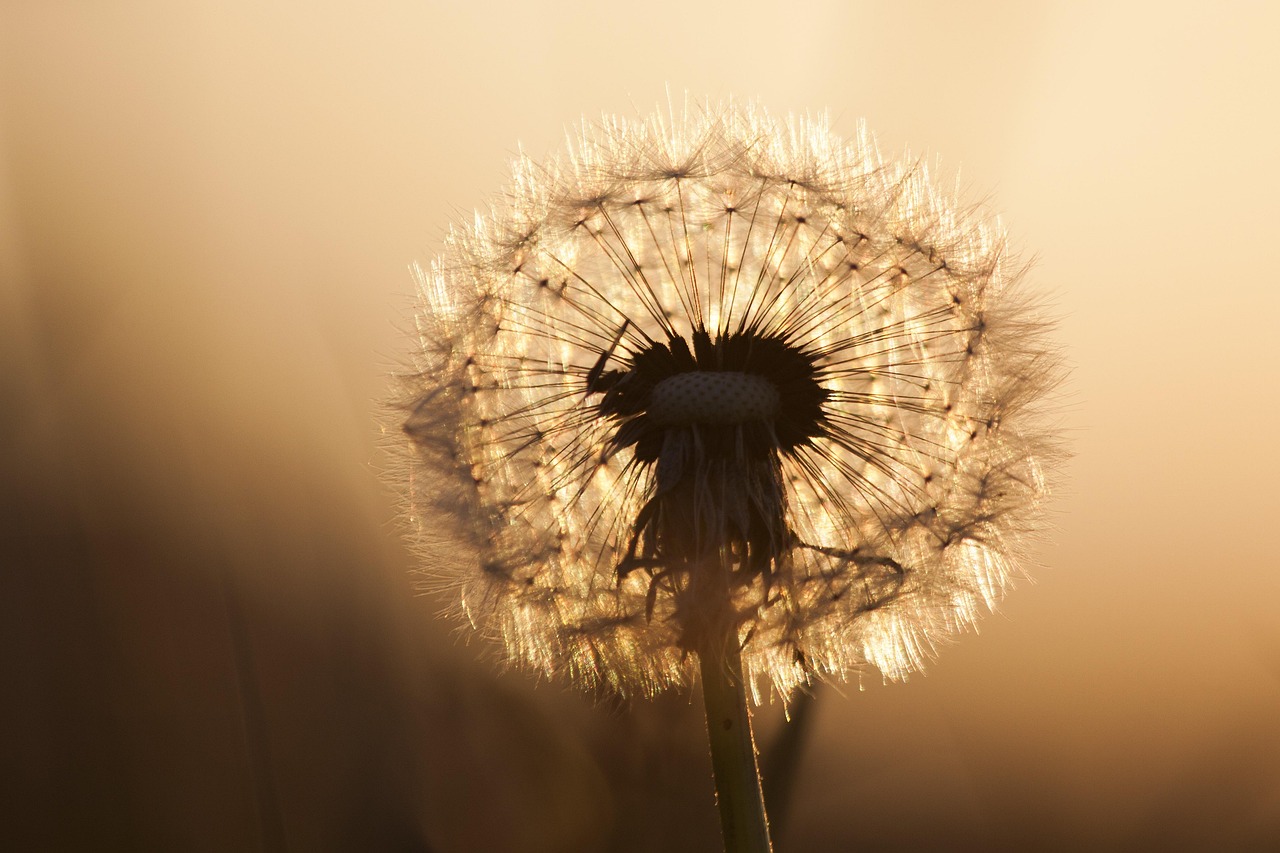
[699, 635, 774, 853]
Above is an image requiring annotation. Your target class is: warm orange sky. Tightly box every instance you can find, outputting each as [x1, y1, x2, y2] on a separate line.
[4, 2, 1279, 850]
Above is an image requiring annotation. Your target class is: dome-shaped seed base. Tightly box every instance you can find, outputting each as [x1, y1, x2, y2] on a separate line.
[648, 371, 781, 426]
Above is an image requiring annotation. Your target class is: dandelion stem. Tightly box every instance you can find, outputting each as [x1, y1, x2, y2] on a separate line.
[699, 634, 774, 853]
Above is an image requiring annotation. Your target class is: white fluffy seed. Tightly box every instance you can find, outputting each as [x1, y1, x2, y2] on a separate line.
[648, 371, 780, 426]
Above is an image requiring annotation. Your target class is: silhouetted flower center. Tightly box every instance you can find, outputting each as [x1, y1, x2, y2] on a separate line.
[582, 327, 833, 587]
[590, 327, 830, 466]
[648, 372, 779, 426]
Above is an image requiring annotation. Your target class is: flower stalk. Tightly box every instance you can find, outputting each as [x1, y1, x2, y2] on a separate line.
[699, 633, 773, 853]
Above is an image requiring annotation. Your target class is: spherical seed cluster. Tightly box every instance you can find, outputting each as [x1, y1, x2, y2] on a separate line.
[400, 104, 1061, 700]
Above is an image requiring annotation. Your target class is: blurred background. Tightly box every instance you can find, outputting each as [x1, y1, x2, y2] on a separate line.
[3, 1, 1279, 850]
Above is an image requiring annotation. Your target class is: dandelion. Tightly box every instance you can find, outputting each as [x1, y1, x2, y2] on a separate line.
[400, 102, 1059, 851]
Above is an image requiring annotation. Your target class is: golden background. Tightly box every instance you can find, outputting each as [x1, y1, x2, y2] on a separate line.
[4, 2, 1278, 850]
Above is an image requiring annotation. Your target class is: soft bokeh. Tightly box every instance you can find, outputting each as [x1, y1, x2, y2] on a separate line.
[3, 2, 1277, 850]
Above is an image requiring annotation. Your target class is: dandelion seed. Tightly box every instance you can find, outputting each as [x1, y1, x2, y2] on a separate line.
[399, 102, 1060, 851]
[402, 103, 1057, 700]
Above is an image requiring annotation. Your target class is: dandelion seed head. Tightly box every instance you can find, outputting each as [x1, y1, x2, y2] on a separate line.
[400, 103, 1061, 700]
